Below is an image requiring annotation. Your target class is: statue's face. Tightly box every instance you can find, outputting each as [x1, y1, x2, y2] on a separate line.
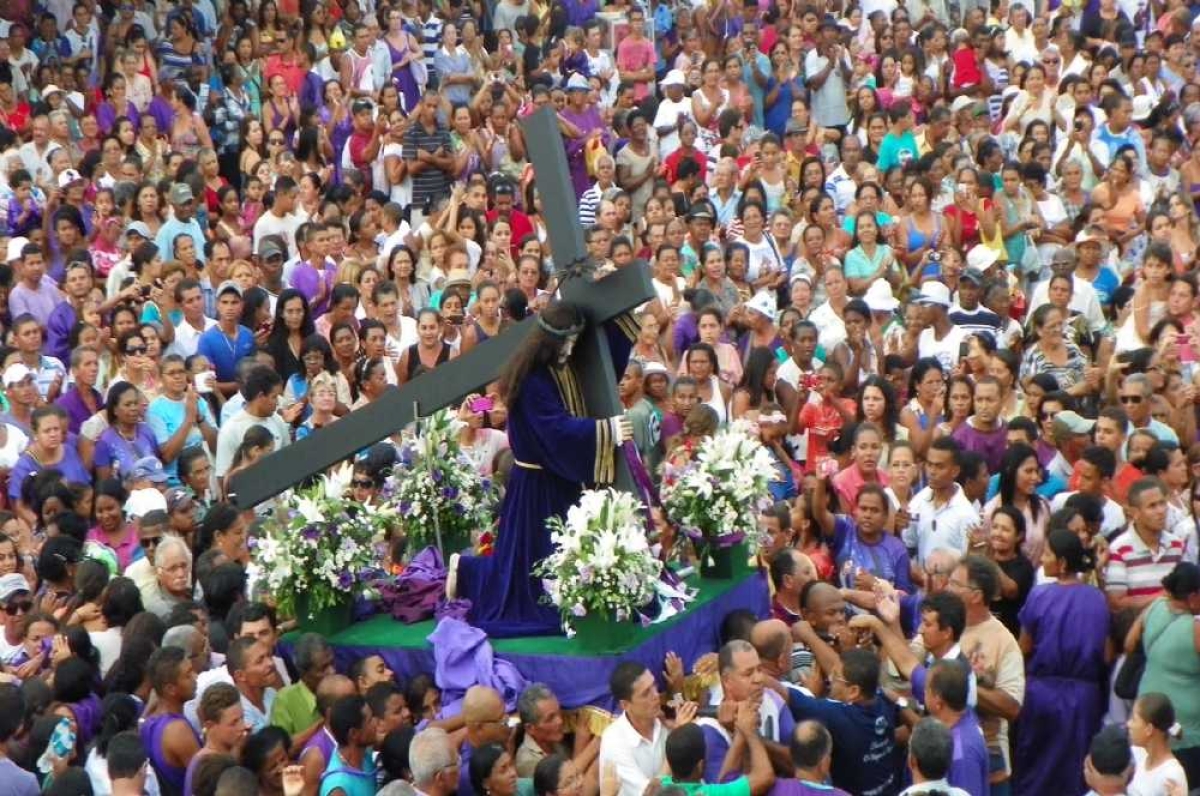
[557, 334, 579, 365]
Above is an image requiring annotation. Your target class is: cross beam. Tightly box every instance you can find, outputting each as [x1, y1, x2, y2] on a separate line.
[229, 108, 655, 509]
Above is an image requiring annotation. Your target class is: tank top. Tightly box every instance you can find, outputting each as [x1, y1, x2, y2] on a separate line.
[141, 712, 200, 796]
[906, 213, 941, 252]
[405, 342, 451, 380]
[704, 374, 728, 424]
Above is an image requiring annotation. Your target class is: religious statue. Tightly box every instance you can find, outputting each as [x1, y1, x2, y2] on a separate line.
[449, 300, 639, 637]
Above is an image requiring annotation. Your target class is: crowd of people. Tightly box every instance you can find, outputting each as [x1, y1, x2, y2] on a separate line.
[0, 0, 1198, 793]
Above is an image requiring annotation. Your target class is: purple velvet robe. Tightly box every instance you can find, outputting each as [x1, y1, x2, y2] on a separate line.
[457, 315, 636, 637]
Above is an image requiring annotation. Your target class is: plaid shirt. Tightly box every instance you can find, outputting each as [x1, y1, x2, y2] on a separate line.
[213, 88, 251, 155]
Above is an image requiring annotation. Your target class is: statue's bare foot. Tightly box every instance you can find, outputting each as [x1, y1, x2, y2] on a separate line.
[446, 553, 461, 600]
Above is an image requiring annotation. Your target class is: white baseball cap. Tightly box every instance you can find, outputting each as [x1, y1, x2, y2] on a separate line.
[913, 282, 952, 309]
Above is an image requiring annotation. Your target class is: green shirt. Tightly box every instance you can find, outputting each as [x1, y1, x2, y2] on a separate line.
[270, 681, 319, 738]
[659, 775, 751, 796]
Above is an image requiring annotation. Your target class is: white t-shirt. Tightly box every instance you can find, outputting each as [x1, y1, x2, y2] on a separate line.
[168, 316, 217, 360]
[0, 423, 28, 469]
[736, 234, 783, 282]
[1130, 747, 1188, 796]
[917, 324, 967, 373]
[652, 97, 693, 159]
[253, 211, 306, 258]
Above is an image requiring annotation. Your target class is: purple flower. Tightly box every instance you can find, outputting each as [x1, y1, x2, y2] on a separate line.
[337, 571, 354, 589]
[399, 501, 412, 514]
[431, 469, 443, 483]
[301, 525, 321, 541]
[571, 603, 587, 617]
[453, 504, 466, 516]
[638, 612, 652, 628]
[441, 486, 459, 500]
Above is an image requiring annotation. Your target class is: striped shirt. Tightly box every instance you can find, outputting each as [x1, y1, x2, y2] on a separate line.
[578, 182, 605, 227]
[1105, 528, 1185, 600]
[403, 122, 453, 207]
[420, 14, 443, 83]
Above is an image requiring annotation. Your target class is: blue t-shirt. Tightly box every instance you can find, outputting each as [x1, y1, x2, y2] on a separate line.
[785, 690, 897, 796]
[196, 325, 257, 383]
[830, 515, 914, 594]
[146, 395, 215, 484]
[876, 130, 918, 172]
[741, 50, 771, 128]
[1087, 266, 1121, 307]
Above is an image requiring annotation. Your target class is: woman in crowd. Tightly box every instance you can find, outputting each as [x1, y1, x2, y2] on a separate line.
[1015, 528, 1110, 795]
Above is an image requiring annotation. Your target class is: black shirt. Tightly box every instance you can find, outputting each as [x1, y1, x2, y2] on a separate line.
[993, 554, 1036, 637]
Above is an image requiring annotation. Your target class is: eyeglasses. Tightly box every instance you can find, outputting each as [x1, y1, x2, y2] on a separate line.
[5, 600, 32, 615]
[1119, 395, 1144, 404]
[1042, 58, 1060, 65]
[352, 479, 375, 489]
[269, 138, 285, 145]
[142, 536, 163, 547]
[126, 346, 148, 355]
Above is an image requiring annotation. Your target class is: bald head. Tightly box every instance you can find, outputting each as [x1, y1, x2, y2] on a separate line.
[793, 552, 817, 584]
[751, 619, 792, 671]
[316, 674, 357, 716]
[462, 686, 504, 722]
[801, 582, 847, 636]
[463, 686, 509, 747]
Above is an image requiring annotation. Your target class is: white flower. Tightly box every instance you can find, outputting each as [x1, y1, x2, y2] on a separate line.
[294, 495, 325, 525]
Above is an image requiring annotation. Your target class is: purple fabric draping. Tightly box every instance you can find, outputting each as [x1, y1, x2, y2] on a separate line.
[380, 547, 450, 624]
[426, 618, 528, 716]
[304, 573, 769, 710]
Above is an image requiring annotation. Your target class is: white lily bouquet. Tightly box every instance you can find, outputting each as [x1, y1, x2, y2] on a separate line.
[660, 420, 776, 561]
[381, 409, 498, 556]
[249, 463, 393, 619]
[535, 488, 663, 629]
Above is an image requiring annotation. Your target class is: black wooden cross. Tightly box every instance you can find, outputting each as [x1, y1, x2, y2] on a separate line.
[229, 107, 656, 509]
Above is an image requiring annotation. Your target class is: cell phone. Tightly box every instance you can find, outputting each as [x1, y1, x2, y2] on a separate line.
[448, 314, 464, 326]
[140, 284, 151, 298]
[959, 340, 971, 359]
[470, 396, 495, 413]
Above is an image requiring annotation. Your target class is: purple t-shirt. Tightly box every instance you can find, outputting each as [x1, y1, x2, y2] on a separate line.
[55, 387, 101, 435]
[947, 709, 989, 796]
[768, 780, 849, 796]
[93, 425, 160, 479]
[950, 418, 1008, 473]
[290, 261, 336, 317]
[8, 446, 91, 501]
[0, 757, 39, 796]
[830, 515, 913, 594]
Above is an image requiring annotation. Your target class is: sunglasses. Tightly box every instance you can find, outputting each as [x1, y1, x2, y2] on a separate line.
[142, 536, 163, 547]
[352, 479, 375, 489]
[5, 600, 32, 615]
[126, 346, 148, 355]
[269, 138, 285, 145]
[1119, 395, 1144, 404]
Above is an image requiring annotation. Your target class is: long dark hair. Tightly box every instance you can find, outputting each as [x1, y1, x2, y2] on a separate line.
[738, 347, 776, 408]
[998, 443, 1044, 523]
[856, 375, 900, 439]
[268, 288, 316, 346]
[498, 301, 582, 404]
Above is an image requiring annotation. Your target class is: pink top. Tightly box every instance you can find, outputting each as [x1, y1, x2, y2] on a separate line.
[86, 524, 141, 572]
[832, 462, 890, 513]
[616, 37, 656, 101]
